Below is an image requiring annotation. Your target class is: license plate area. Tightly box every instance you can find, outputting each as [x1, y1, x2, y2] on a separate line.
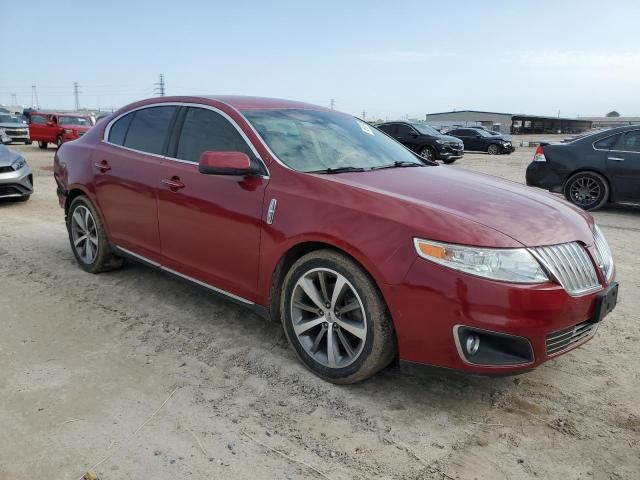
[590, 282, 619, 323]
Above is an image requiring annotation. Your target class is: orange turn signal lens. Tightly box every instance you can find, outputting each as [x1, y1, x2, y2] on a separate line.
[416, 241, 446, 259]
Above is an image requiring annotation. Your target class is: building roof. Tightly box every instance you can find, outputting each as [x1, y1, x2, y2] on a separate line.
[426, 110, 513, 116]
[578, 116, 640, 121]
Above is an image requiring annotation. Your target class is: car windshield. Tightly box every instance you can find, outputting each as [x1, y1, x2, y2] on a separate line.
[59, 116, 92, 126]
[411, 123, 441, 136]
[242, 109, 424, 172]
[0, 114, 22, 124]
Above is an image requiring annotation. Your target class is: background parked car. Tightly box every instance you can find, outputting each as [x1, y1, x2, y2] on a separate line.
[447, 127, 515, 155]
[0, 113, 31, 145]
[377, 121, 464, 163]
[28, 113, 94, 149]
[526, 125, 640, 210]
[0, 144, 33, 201]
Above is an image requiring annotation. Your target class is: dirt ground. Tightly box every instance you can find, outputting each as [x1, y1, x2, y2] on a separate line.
[1, 143, 638, 480]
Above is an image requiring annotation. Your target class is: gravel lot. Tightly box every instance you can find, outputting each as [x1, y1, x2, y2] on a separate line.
[1, 144, 638, 480]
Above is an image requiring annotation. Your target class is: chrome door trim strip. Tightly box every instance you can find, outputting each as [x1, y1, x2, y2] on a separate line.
[114, 244, 254, 305]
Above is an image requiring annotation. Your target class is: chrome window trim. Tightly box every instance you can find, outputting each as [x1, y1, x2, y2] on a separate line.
[114, 245, 254, 305]
[102, 101, 270, 177]
[592, 129, 640, 153]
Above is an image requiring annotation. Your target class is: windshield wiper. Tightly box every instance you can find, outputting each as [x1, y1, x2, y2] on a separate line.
[307, 166, 367, 174]
[371, 161, 423, 170]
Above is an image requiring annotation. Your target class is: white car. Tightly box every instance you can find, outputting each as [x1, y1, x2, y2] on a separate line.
[0, 113, 31, 145]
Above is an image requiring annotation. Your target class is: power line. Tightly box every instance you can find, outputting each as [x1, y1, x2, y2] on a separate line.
[73, 82, 82, 110]
[154, 74, 165, 97]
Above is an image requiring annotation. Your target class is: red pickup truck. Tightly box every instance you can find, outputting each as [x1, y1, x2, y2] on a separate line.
[29, 112, 94, 149]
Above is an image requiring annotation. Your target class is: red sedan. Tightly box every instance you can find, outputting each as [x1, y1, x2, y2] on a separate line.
[53, 96, 618, 383]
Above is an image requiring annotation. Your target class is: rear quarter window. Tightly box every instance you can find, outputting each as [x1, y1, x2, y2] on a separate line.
[593, 134, 620, 150]
[108, 112, 134, 146]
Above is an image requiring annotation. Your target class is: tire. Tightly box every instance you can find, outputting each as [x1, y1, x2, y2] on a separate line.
[419, 146, 436, 162]
[25, 140, 33, 145]
[564, 171, 609, 211]
[280, 249, 396, 384]
[38, 141, 48, 149]
[67, 195, 123, 273]
[56, 136, 63, 148]
[487, 144, 500, 155]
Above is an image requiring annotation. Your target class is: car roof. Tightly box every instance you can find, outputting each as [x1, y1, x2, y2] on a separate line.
[168, 95, 331, 111]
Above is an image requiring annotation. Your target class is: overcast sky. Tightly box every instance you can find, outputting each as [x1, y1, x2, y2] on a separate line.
[1, 0, 638, 119]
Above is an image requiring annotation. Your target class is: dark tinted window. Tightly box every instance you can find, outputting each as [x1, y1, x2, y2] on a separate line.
[594, 134, 620, 150]
[618, 130, 640, 152]
[108, 112, 134, 145]
[397, 124, 415, 137]
[450, 129, 468, 136]
[124, 106, 176, 155]
[378, 124, 396, 135]
[31, 114, 47, 125]
[176, 107, 255, 163]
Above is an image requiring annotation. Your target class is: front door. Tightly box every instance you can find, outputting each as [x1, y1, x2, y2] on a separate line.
[396, 124, 419, 151]
[93, 105, 179, 263]
[157, 106, 268, 301]
[607, 129, 640, 202]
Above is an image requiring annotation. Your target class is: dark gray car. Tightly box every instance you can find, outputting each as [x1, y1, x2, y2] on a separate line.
[526, 125, 640, 210]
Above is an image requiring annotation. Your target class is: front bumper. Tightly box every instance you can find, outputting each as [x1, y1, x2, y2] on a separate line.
[0, 128, 30, 144]
[385, 256, 616, 374]
[0, 164, 34, 198]
[501, 143, 516, 153]
[436, 144, 464, 160]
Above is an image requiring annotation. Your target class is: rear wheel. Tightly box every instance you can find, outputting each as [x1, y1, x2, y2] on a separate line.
[487, 144, 500, 155]
[281, 249, 396, 384]
[67, 195, 123, 273]
[564, 171, 609, 211]
[38, 141, 48, 149]
[25, 140, 32, 145]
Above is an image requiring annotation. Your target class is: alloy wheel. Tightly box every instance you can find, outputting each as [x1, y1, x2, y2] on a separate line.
[290, 268, 367, 369]
[420, 147, 434, 161]
[70, 205, 99, 264]
[569, 176, 601, 207]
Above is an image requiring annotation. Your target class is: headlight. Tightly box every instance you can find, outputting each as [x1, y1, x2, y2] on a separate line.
[65, 129, 74, 133]
[12, 157, 26, 171]
[414, 238, 549, 283]
[435, 139, 444, 144]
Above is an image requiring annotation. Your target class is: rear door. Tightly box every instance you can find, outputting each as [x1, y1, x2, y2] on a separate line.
[606, 130, 640, 202]
[157, 105, 268, 301]
[94, 105, 178, 263]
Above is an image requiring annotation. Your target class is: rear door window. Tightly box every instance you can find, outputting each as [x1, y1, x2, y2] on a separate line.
[123, 106, 177, 155]
[594, 134, 620, 150]
[175, 107, 257, 165]
[618, 130, 640, 153]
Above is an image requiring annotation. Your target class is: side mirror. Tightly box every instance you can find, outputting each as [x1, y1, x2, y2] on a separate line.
[198, 151, 254, 176]
[409, 131, 418, 137]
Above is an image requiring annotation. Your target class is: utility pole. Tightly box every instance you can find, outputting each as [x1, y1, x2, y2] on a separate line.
[73, 82, 81, 110]
[31, 85, 39, 108]
[330, 98, 335, 110]
[11, 93, 17, 106]
[155, 74, 166, 97]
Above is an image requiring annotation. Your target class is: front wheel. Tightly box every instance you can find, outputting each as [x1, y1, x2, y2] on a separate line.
[38, 141, 48, 149]
[564, 171, 609, 211]
[25, 140, 33, 145]
[67, 195, 123, 273]
[419, 146, 436, 162]
[281, 249, 396, 384]
[487, 144, 500, 155]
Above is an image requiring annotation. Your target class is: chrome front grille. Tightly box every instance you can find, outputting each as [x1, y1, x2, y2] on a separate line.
[546, 320, 597, 355]
[531, 242, 599, 296]
[593, 227, 613, 281]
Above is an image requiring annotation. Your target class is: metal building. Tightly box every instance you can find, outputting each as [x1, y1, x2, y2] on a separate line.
[425, 110, 593, 135]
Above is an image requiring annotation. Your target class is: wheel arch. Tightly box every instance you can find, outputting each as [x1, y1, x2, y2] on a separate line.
[267, 240, 395, 334]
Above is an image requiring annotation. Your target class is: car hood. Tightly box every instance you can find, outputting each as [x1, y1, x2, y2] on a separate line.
[0, 122, 28, 128]
[0, 144, 22, 166]
[322, 166, 594, 248]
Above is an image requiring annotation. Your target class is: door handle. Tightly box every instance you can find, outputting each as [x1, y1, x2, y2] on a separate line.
[94, 161, 111, 172]
[608, 157, 625, 161]
[161, 177, 185, 190]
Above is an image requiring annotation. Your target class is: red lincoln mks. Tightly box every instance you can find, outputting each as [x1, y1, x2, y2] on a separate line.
[53, 96, 618, 383]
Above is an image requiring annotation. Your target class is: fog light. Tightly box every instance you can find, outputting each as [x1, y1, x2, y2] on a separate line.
[465, 334, 480, 356]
